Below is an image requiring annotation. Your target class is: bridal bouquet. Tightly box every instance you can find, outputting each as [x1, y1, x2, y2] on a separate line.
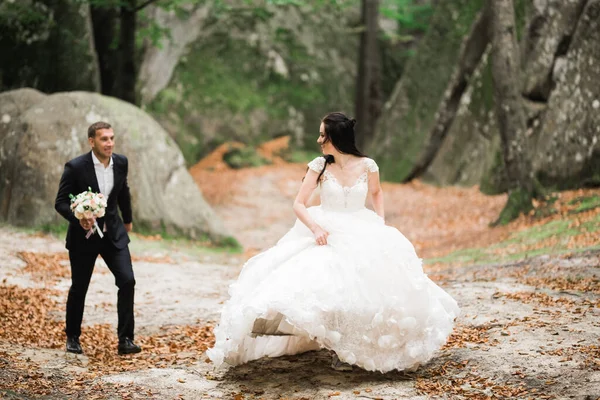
[69, 187, 107, 239]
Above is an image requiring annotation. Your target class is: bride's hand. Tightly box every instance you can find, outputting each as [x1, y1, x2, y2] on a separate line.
[312, 225, 329, 246]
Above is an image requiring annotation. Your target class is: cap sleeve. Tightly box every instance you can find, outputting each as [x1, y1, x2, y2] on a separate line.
[364, 158, 379, 173]
[308, 157, 326, 173]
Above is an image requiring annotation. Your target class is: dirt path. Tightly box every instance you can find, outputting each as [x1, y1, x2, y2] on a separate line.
[1, 163, 599, 399]
[192, 163, 511, 259]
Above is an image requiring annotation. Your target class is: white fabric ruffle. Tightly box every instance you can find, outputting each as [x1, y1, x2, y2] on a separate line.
[206, 206, 460, 373]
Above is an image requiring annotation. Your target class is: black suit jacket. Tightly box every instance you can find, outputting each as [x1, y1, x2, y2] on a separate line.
[55, 152, 132, 251]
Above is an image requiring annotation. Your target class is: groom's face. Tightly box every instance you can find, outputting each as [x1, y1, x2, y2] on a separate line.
[89, 128, 115, 160]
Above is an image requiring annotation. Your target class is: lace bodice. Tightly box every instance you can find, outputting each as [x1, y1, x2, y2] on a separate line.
[308, 157, 379, 212]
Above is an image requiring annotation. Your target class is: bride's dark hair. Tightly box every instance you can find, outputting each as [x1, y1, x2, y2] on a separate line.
[315, 112, 367, 183]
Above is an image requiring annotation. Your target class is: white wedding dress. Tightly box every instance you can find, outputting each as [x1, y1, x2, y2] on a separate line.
[207, 157, 460, 373]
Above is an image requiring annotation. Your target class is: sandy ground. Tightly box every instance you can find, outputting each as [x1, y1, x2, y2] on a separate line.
[1, 227, 599, 399]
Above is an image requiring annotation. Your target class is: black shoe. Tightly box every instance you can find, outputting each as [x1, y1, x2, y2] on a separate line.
[118, 338, 141, 355]
[66, 336, 83, 354]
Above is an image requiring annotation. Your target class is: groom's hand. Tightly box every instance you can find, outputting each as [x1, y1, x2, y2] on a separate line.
[80, 217, 95, 231]
[124, 223, 133, 232]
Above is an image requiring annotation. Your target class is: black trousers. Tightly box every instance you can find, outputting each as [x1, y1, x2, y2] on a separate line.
[66, 238, 135, 341]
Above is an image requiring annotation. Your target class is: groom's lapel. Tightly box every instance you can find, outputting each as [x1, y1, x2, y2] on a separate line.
[84, 151, 101, 194]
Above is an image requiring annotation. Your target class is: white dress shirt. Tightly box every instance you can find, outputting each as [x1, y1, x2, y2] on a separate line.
[91, 151, 114, 198]
[91, 152, 114, 232]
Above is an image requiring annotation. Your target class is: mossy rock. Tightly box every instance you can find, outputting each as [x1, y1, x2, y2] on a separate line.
[425, 0, 599, 194]
[369, 0, 485, 182]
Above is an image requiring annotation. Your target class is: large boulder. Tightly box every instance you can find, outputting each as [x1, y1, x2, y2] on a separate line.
[533, 0, 600, 187]
[0, 89, 230, 242]
[520, 0, 588, 101]
[425, 51, 503, 190]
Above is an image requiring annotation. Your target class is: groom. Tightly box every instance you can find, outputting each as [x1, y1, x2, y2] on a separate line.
[55, 121, 141, 355]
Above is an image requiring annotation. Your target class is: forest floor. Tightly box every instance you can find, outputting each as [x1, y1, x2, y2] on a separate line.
[1, 139, 599, 399]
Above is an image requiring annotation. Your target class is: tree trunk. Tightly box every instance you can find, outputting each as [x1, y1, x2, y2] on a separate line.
[403, 4, 491, 182]
[116, 0, 138, 104]
[354, 0, 382, 150]
[490, 0, 536, 225]
[90, 5, 119, 96]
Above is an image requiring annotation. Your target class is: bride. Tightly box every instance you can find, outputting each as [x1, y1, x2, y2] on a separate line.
[207, 112, 460, 373]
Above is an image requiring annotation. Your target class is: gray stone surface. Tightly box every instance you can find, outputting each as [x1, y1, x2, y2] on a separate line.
[427, 0, 600, 191]
[533, 0, 600, 186]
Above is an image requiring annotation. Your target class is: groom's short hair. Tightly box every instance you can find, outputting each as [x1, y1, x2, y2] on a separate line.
[88, 121, 112, 139]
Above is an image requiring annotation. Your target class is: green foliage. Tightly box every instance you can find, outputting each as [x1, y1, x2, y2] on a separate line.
[380, 0, 434, 33]
[509, 220, 574, 242]
[133, 218, 242, 251]
[137, 12, 172, 48]
[265, 0, 305, 5]
[238, 0, 433, 33]
[568, 195, 600, 214]
[480, 150, 508, 195]
[426, 214, 600, 267]
[0, 0, 101, 92]
[281, 149, 323, 164]
[181, 30, 327, 116]
[536, 150, 600, 191]
[74, 0, 202, 48]
[80, 0, 197, 8]
[379, 0, 435, 100]
[222, 147, 271, 169]
[513, 0, 531, 41]
[39, 221, 69, 238]
[532, 195, 558, 219]
[0, 1, 50, 34]
[492, 188, 533, 226]
[149, 30, 330, 131]
[129, 231, 242, 256]
[214, 235, 243, 251]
